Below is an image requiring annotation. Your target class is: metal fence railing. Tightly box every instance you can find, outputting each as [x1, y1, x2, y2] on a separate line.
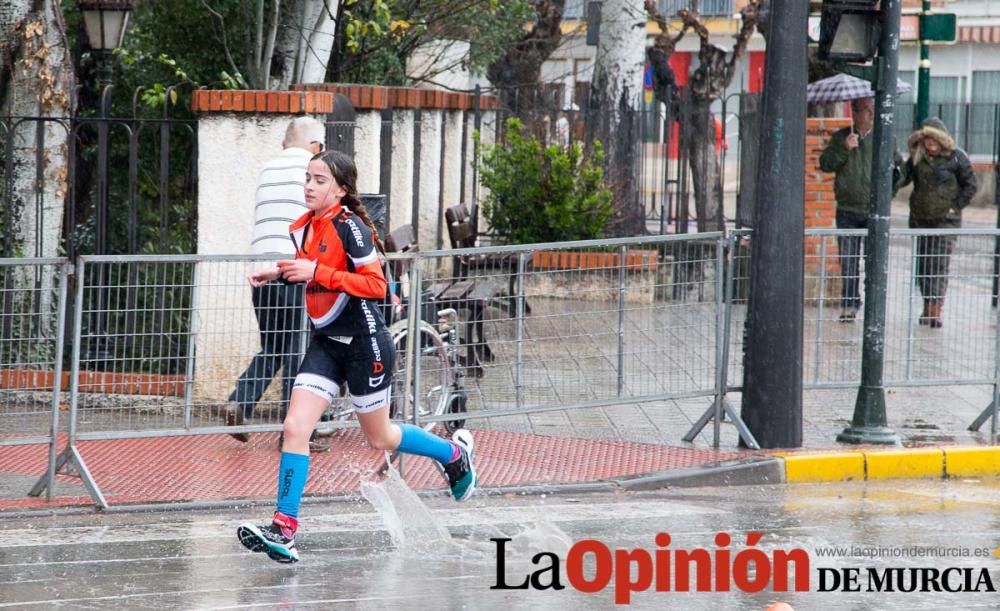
[407, 234, 723, 427]
[727, 228, 1000, 392]
[5, 228, 1000, 507]
[0, 258, 70, 449]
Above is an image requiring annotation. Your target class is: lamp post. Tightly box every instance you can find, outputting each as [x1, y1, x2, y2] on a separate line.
[835, 0, 904, 446]
[79, 0, 133, 88]
[77, 0, 133, 369]
[813, 0, 902, 444]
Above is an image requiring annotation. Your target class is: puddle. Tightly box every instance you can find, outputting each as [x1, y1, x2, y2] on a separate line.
[360, 461, 572, 564]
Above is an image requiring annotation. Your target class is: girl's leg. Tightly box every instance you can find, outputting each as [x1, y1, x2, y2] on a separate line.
[274, 388, 330, 518]
[356, 405, 458, 465]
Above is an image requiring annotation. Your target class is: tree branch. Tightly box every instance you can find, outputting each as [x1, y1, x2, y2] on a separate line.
[201, 0, 244, 86]
[727, 0, 762, 74]
[262, 0, 281, 88]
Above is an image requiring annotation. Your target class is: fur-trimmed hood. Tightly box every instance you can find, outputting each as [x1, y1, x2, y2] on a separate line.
[907, 117, 956, 164]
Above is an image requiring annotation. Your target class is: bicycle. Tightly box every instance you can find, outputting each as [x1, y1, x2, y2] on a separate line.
[314, 305, 469, 437]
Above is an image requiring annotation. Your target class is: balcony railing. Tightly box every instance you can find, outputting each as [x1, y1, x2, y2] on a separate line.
[564, 0, 736, 20]
[658, 0, 735, 17]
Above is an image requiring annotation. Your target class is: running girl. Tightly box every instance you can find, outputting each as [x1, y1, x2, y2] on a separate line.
[236, 150, 477, 563]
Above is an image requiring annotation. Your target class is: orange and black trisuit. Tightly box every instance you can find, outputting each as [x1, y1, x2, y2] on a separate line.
[287, 203, 395, 413]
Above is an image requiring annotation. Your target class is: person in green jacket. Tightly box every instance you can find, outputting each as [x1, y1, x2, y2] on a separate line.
[897, 117, 977, 328]
[819, 97, 902, 323]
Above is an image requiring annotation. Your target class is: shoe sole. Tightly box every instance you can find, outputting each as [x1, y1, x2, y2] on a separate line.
[225, 410, 250, 443]
[451, 429, 477, 502]
[236, 523, 299, 563]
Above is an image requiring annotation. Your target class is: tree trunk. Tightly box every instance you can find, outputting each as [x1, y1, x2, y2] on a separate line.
[271, 0, 337, 89]
[486, 0, 565, 118]
[1, 0, 74, 259]
[687, 99, 722, 231]
[645, 0, 762, 233]
[295, 0, 337, 84]
[591, 0, 647, 237]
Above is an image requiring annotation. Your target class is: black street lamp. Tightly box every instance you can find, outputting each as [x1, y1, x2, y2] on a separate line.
[78, 0, 134, 89]
[77, 0, 132, 369]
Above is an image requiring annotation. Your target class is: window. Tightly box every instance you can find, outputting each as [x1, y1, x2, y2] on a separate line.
[540, 82, 566, 110]
[574, 81, 591, 110]
[894, 71, 916, 146]
[658, 0, 733, 17]
[564, 0, 584, 19]
[970, 71, 1000, 155]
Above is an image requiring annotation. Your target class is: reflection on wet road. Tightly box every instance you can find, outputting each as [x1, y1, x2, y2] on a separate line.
[3, 476, 1000, 609]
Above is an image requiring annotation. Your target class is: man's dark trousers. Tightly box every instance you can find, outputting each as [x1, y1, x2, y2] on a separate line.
[229, 283, 304, 419]
[836, 209, 868, 311]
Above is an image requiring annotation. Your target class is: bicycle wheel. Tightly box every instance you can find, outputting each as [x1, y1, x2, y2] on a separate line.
[388, 319, 451, 426]
[314, 389, 354, 437]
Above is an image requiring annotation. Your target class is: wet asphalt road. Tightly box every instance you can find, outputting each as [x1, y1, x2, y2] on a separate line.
[3, 475, 1000, 610]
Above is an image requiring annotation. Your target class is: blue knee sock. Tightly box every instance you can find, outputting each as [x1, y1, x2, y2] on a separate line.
[275, 451, 310, 518]
[396, 423, 458, 465]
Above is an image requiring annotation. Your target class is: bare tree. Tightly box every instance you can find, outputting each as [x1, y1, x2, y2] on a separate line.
[591, 0, 648, 236]
[646, 0, 762, 232]
[486, 0, 565, 114]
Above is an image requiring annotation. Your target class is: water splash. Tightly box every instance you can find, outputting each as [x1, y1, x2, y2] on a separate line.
[361, 461, 572, 563]
[360, 462, 452, 551]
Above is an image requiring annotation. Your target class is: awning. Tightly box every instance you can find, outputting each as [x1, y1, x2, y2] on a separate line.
[958, 25, 1000, 44]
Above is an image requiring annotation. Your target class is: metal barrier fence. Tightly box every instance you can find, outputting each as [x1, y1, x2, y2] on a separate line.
[0, 258, 69, 449]
[6, 228, 1000, 506]
[404, 234, 724, 430]
[727, 228, 1000, 393]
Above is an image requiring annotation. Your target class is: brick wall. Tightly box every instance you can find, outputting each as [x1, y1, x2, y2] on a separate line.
[805, 117, 851, 301]
[190, 90, 334, 114]
[291, 84, 499, 111]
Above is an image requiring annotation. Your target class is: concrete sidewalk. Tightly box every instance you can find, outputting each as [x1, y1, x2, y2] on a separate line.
[0, 430, 747, 512]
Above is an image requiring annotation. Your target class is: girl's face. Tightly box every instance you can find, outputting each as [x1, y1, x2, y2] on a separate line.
[922, 136, 941, 157]
[304, 159, 346, 213]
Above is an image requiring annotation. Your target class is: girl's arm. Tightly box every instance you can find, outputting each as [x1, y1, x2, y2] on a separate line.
[248, 266, 282, 287]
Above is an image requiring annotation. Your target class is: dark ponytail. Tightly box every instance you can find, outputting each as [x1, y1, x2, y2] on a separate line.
[343, 194, 385, 254]
[313, 150, 384, 254]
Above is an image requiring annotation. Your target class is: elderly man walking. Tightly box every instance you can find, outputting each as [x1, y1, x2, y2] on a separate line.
[224, 117, 327, 448]
[819, 97, 901, 323]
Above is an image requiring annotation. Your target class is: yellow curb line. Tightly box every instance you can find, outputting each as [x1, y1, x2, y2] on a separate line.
[774, 447, 1000, 483]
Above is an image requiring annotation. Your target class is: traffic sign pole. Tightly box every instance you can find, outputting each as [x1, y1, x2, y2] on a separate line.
[916, 0, 931, 127]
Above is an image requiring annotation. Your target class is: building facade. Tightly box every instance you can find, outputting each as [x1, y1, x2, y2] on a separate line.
[543, 1, 998, 155]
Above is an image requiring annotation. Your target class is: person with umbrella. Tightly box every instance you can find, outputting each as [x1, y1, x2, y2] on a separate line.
[818, 96, 902, 322]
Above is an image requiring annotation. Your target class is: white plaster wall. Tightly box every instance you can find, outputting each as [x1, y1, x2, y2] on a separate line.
[197, 116, 292, 256]
[463, 112, 477, 205]
[474, 110, 497, 234]
[390, 111, 416, 231]
[418, 111, 443, 251]
[441, 111, 465, 226]
[194, 113, 320, 402]
[354, 111, 382, 194]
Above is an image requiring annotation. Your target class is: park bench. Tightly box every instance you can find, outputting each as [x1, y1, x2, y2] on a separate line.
[383, 221, 501, 376]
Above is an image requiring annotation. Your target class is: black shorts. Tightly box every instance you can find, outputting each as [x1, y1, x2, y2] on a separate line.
[293, 331, 395, 413]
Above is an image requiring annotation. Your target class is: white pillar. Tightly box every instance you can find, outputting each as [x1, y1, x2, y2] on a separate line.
[441, 110, 465, 227]
[418, 111, 443, 250]
[390, 110, 415, 230]
[354, 111, 382, 194]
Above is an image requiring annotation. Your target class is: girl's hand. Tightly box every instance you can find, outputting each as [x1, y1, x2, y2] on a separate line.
[248, 267, 281, 287]
[277, 258, 317, 283]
